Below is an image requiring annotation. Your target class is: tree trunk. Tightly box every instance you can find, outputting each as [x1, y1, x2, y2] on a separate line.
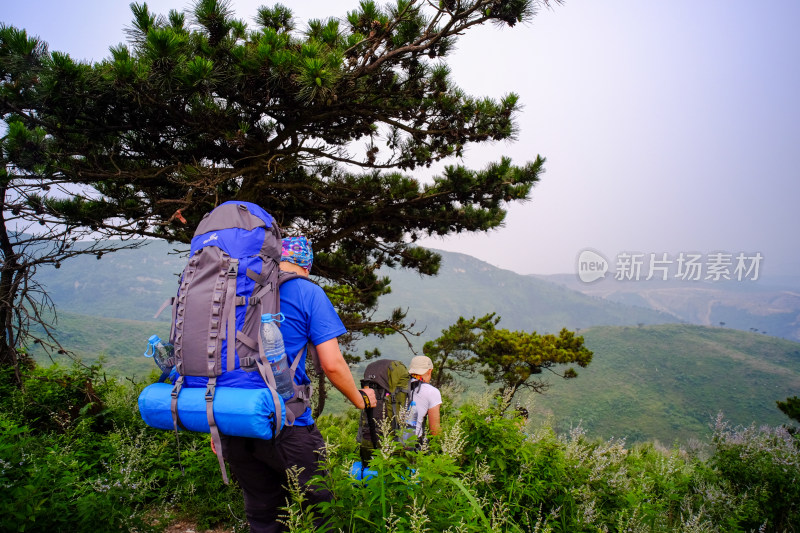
[431, 355, 449, 389]
[0, 187, 22, 386]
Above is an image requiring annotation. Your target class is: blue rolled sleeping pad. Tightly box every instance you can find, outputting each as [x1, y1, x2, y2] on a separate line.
[138, 382, 286, 440]
[349, 461, 378, 482]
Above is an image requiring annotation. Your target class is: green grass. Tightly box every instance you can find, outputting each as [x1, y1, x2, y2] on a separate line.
[530, 324, 800, 444]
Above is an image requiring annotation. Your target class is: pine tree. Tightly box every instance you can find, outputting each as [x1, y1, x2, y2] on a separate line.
[1, 1, 559, 376]
[424, 315, 593, 401]
[477, 326, 593, 400]
[424, 313, 499, 388]
[777, 396, 800, 426]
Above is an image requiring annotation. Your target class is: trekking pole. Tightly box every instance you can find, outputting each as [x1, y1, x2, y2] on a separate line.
[366, 406, 379, 448]
[360, 389, 379, 448]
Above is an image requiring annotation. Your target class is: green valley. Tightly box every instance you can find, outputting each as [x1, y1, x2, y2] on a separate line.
[32, 314, 800, 446]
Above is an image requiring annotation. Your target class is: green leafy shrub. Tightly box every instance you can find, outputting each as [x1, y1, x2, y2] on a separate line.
[0, 414, 155, 532]
[0, 364, 242, 532]
[309, 419, 497, 532]
[3, 362, 800, 532]
[457, 399, 568, 528]
[0, 362, 113, 433]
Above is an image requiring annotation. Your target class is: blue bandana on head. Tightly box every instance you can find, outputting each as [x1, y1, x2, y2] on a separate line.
[281, 236, 313, 269]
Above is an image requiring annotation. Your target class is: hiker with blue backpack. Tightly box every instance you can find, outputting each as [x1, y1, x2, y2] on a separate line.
[138, 203, 376, 533]
[219, 236, 377, 532]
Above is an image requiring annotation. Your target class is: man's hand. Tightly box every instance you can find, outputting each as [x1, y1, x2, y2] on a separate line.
[316, 338, 378, 410]
[359, 386, 377, 409]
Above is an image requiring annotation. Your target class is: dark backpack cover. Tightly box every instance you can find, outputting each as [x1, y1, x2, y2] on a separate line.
[358, 359, 410, 461]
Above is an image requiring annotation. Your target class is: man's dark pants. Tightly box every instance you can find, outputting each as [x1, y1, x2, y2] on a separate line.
[221, 424, 330, 533]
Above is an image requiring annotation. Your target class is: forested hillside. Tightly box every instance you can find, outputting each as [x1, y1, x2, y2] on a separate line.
[46, 240, 799, 344]
[376, 249, 677, 336]
[532, 324, 800, 444]
[31, 309, 800, 446]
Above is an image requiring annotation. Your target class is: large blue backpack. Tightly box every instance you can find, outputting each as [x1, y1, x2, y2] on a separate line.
[140, 201, 314, 483]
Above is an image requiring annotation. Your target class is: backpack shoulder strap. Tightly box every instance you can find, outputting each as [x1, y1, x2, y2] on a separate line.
[408, 379, 421, 403]
[277, 270, 318, 287]
[276, 272, 323, 375]
[305, 342, 322, 377]
[406, 379, 428, 436]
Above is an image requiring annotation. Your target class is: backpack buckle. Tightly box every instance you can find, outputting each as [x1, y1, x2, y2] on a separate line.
[171, 376, 184, 399]
[205, 381, 216, 402]
[227, 258, 239, 278]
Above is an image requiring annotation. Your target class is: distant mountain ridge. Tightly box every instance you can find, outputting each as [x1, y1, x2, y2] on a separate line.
[376, 249, 677, 343]
[42, 240, 678, 335]
[540, 273, 800, 343]
[41, 240, 800, 343]
[41, 240, 800, 346]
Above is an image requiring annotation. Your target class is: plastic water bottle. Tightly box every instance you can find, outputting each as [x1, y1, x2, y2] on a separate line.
[144, 335, 173, 372]
[407, 401, 418, 430]
[260, 313, 294, 400]
[399, 400, 418, 445]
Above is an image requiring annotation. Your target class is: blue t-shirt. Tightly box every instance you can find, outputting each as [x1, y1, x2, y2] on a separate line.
[279, 277, 346, 425]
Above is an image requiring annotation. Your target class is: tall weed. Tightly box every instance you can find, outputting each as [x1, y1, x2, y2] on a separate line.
[698, 414, 800, 531]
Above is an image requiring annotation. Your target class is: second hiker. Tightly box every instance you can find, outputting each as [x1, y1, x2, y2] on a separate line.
[405, 355, 442, 441]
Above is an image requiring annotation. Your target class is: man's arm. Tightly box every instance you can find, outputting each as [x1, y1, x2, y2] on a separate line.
[427, 404, 441, 436]
[316, 338, 375, 408]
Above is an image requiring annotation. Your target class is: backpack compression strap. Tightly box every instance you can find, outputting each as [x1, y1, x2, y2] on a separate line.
[153, 297, 174, 320]
[153, 296, 179, 351]
[222, 259, 239, 373]
[205, 376, 230, 484]
[169, 376, 187, 477]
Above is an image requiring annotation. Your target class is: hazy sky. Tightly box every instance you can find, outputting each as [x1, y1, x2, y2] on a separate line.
[4, 1, 799, 277]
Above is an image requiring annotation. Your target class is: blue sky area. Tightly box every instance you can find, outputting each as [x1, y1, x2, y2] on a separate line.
[3, 1, 799, 279]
